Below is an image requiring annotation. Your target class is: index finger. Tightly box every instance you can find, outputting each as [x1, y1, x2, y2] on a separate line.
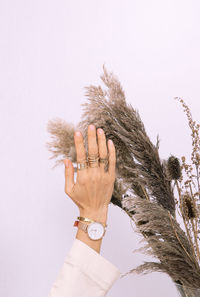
[74, 131, 87, 163]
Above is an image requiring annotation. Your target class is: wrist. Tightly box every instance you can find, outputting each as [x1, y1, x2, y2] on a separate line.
[79, 207, 108, 224]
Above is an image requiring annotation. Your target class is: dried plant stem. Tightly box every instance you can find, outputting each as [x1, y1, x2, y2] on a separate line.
[189, 183, 197, 236]
[175, 180, 199, 264]
[168, 211, 198, 267]
[121, 205, 151, 241]
[141, 185, 150, 201]
[195, 218, 198, 242]
[46, 72, 200, 290]
[195, 164, 200, 200]
[182, 285, 189, 297]
[188, 182, 200, 262]
[193, 219, 200, 261]
[122, 207, 138, 231]
[121, 184, 150, 235]
[175, 180, 182, 206]
[183, 219, 198, 264]
[191, 218, 200, 263]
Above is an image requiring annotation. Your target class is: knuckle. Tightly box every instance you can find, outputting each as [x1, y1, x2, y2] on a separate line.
[77, 156, 86, 163]
[90, 171, 101, 182]
[77, 174, 87, 185]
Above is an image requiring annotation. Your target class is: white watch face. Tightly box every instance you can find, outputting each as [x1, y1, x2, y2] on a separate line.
[87, 222, 104, 240]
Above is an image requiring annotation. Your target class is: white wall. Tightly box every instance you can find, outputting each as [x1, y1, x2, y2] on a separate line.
[0, 0, 200, 296]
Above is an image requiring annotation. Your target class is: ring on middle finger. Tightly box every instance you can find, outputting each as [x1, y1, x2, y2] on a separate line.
[88, 153, 99, 167]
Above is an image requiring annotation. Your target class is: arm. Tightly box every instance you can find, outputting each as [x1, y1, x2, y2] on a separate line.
[76, 207, 108, 254]
[47, 124, 121, 297]
[47, 237, 121, 297]
[64, 124, 115, 254]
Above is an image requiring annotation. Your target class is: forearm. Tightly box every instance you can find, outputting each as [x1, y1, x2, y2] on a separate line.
[75, 207, 108, 254]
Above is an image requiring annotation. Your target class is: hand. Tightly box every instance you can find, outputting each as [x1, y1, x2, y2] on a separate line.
[63, 124, 116, 223]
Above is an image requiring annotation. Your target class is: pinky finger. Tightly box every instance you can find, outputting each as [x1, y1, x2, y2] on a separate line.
[108, 139, 116, 178]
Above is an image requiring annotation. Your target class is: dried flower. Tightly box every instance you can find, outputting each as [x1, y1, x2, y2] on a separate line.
[46, 118, 77, 169]
[167, 155, 182, 181]
[46, 67, 200, 295]
[121, 196, 200, 288]
[182, 192, 197, 220]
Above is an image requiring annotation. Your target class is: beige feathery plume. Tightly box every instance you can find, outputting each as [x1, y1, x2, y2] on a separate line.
[46, 118, 77, 169]
[46, 65, 176, 213]
[77, 64, 176, 214]
[46, 66, 200, 296]
[121, 196, 200, 289]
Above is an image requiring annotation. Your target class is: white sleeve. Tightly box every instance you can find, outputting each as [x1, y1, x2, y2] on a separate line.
[47, 238, 121, 297]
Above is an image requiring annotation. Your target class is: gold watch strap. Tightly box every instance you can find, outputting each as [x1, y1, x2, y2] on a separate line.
[77, 221, 88, 233]
[77, 216, 107, 227]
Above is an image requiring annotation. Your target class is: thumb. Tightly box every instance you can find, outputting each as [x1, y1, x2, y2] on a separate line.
[63, 159, 75, 195]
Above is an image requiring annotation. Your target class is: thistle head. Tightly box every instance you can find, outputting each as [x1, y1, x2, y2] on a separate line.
[166, 155, 181, 181]
[182, 192, 197, 220]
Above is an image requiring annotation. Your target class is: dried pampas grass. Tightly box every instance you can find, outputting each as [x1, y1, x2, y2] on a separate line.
[121, 195, 200, 288]
[46, 119, 77, 168]
[46, 65, 200, 295]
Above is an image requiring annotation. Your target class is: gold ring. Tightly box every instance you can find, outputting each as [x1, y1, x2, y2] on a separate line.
[88, 153, 99, 160]
[88, 160, 99, 168]
[89, 163, 99, 168]
[88, 153, 99, 167]
[99, 154, 109, 164]
[77, 160, 88, 170]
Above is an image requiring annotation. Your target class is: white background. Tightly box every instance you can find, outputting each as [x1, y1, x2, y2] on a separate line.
[0, 0, 200, 296]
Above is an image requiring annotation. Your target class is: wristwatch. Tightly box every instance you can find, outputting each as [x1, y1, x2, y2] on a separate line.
[74, 220, 106, 240]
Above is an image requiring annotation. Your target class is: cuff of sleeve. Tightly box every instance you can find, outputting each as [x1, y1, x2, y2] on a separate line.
[65, 238, 121, 292]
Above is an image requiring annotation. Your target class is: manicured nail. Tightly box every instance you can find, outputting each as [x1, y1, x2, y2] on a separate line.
[89, 124, 95, 130]
[75, 131, 81, 137]
[108, 139, 113, 145]
[98, 128, 103, 134]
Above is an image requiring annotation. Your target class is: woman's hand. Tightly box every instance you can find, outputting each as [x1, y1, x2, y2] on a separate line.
[63, 124, 116, 224]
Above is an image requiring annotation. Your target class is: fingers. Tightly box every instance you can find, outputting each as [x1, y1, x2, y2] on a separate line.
[74, 131, 87, 163]
[97, 128, 108, 172]
[107, 139, 116, 179]
[64, 159, 75, 195]
[96, 127, 116, 178]
[73, 125, 115, 181]
[74, 130, 88, 181]
[88, 124, 99, 159]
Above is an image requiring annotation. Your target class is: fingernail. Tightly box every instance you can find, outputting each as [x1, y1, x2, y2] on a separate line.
[89, 124, 95, 130]
[75, 131, 81, 137]
[108, 139, 113, 145]
[64, 159, 69, 167]
[98, 128, 103, 134]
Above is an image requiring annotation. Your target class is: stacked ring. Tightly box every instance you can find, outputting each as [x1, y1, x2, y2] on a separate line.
[77, 160, 88, 170]
[76, 154, 109, 170]
[88, 153, 99, 168]
[99, 154, 109, 172]
[99, 154, 109, 165]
